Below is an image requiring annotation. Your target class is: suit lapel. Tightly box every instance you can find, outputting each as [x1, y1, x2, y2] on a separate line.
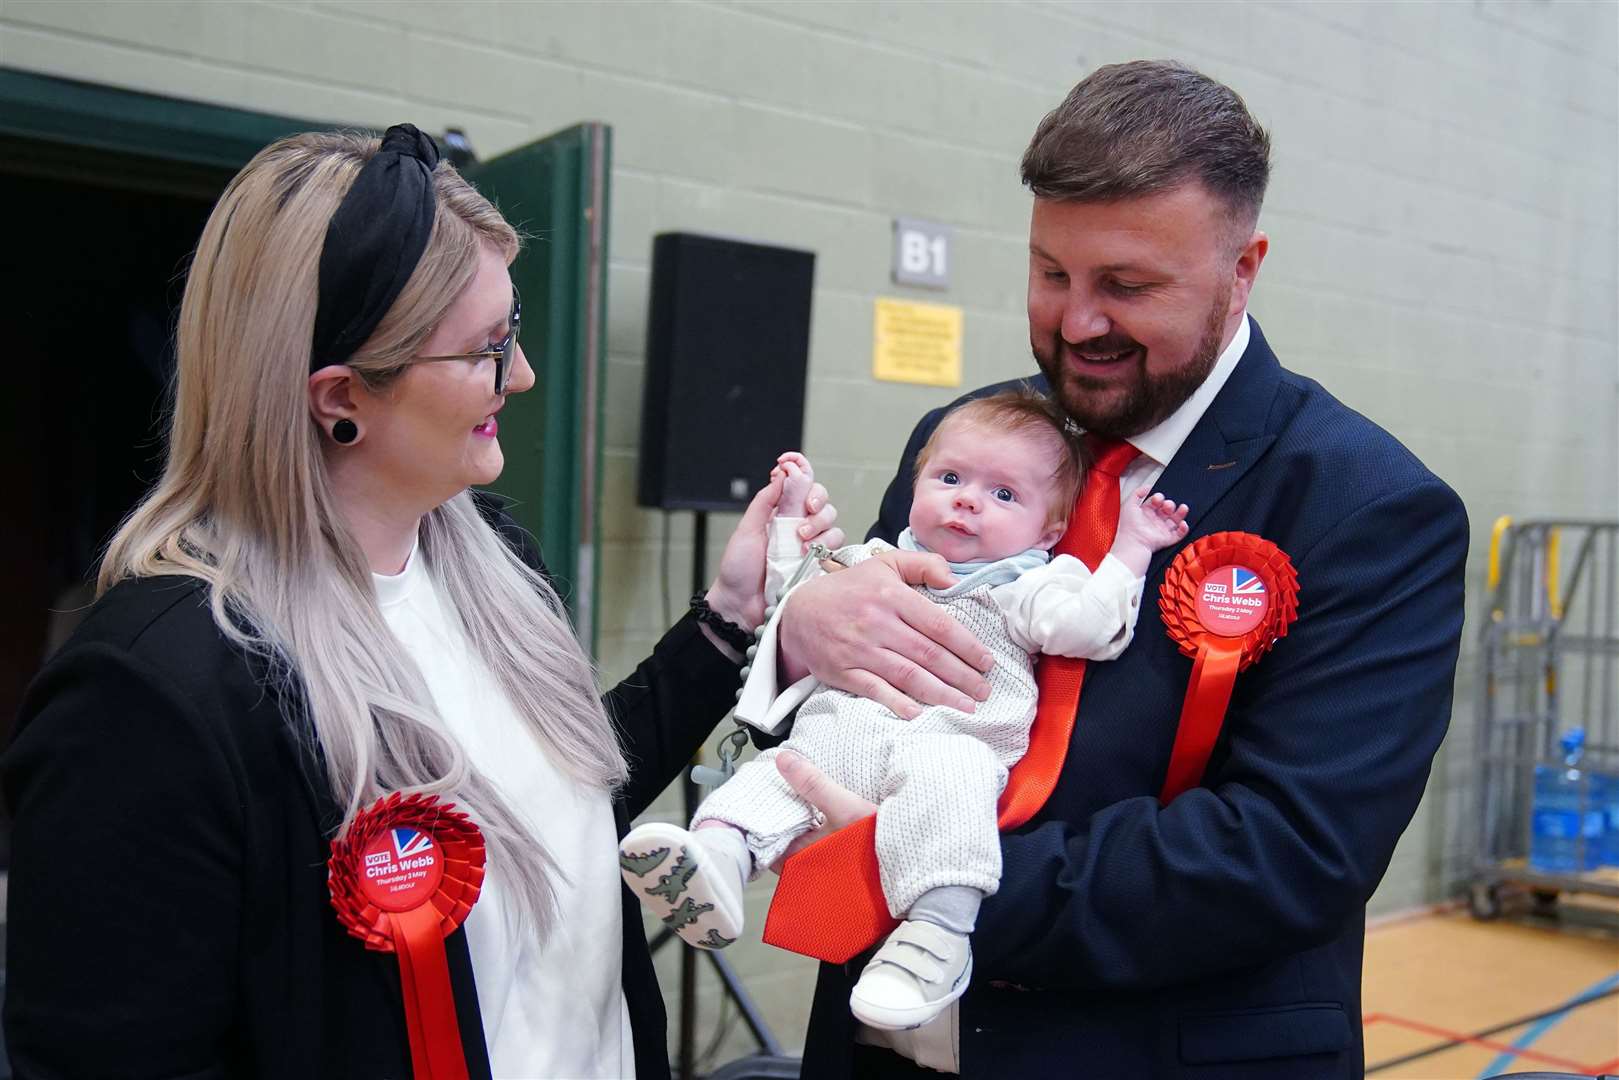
[1145, 320, 1285, 580]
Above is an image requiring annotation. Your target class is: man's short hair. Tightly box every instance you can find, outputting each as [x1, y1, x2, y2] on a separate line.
[1021, 60, 1271, 232]
[913, 387, 1088, 529]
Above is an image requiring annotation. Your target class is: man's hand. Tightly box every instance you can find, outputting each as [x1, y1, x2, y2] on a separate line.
[778, 548, 994, 720]
[771, 750, 878, 867]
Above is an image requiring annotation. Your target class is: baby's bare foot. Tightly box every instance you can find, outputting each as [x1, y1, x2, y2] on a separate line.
[773, 452, 815, 517]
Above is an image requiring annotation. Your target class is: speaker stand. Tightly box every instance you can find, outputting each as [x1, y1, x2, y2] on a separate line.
[655, 510, 785, 1079]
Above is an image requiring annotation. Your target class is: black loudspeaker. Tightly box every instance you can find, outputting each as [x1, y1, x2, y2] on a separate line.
[637, 232, 815, 511]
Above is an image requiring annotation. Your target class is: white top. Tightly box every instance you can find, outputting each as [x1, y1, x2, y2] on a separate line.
[768, 523, 1144, 661]
[992, 552, 1143, 658]
[374, 543, 634, 1079]
[741, 518, 1145, 738]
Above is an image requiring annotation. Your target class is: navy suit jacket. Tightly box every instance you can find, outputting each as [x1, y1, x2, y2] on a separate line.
[800, 320, 1469, 1079]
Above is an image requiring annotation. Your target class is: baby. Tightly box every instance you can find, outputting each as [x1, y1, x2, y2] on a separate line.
[620, 388, 1188, 1031]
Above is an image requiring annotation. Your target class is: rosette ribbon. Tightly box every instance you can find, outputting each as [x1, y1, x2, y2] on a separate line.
[329, 791, 486, 1080]
[1157, 531, 1299, 803]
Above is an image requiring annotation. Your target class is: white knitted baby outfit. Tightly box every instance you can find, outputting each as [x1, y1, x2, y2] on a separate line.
[693, 529, 1142, 917]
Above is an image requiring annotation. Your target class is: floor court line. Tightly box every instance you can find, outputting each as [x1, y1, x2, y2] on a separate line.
[1364, 988, 1619, 1074]
[1475, 971, 1619, 1078]
[1364, 1011, 1606, 1074]
[1362, 903, 1619, 1077]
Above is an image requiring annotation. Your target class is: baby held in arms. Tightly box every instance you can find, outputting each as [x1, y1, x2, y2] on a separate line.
[620, 389, 1189, 1031]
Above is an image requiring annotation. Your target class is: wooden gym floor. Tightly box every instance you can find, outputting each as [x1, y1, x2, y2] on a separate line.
[1363, 894, 1619, 1078]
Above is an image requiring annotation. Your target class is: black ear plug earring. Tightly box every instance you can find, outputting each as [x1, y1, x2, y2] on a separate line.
[332, 419, 358, 444]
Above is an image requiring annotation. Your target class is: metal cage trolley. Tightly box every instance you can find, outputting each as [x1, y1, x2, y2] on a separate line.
[1470, 518, 1619, 919]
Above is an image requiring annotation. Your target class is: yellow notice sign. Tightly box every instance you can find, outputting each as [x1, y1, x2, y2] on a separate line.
[872, 297, 963, 388]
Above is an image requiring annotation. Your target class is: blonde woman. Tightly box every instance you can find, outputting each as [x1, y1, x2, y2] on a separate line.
[3, 125, 842, 1080]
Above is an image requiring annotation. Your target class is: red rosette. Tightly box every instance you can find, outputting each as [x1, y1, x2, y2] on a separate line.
[328, 791, 486, 1080]
[328, 791, 485, 950]
[1156, 532, 1299, 804]
[1160, 531, 1299, 668]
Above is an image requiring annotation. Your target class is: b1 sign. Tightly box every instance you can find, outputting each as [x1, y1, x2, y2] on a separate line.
[892, 217, 951, 289]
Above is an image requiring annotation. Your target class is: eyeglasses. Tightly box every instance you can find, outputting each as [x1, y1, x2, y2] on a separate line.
[411, 285, 522, 394]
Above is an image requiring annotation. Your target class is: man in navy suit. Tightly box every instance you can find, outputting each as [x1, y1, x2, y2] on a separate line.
[773, 60, 1468, 1078]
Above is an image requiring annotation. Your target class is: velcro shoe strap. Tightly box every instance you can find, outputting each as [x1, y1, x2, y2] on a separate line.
[869, 921, 957, 983]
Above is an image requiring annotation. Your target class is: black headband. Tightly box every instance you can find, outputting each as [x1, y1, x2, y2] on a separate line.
[310, 123, 440, 370]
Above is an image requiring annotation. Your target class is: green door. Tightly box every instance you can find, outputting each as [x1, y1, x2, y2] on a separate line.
[465, 124, 610, 654]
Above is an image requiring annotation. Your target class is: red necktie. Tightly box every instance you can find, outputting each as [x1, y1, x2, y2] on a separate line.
[763, 437, 1140, 963]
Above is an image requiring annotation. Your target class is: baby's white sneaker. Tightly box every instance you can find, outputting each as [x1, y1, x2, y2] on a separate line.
[849, 919, 972, 1031]
[618, 822, 746, 950]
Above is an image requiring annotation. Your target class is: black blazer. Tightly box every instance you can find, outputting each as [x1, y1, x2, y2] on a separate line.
[4, 494, 739, 1079]
[803, 320, 1469, 1079]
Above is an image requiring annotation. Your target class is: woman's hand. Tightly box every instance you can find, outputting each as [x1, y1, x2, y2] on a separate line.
[705, 457, 844, 636]
[771, 750, 878, 867]
[777, 548, 994, 720]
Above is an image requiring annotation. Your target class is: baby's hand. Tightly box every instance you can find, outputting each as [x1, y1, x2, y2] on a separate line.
[771, 451, 816, 518]
[1110, 487, 1189, 576]
[1124, 489, 1190, 551]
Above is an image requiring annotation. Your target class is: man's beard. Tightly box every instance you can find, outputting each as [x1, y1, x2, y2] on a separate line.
[1033, 288, 1230, 438]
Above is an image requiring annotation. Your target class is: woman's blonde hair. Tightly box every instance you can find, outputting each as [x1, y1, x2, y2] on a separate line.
[100, 131, 626, 933]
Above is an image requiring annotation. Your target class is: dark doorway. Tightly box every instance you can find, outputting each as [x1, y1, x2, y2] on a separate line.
[1, 153, 230, 754]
